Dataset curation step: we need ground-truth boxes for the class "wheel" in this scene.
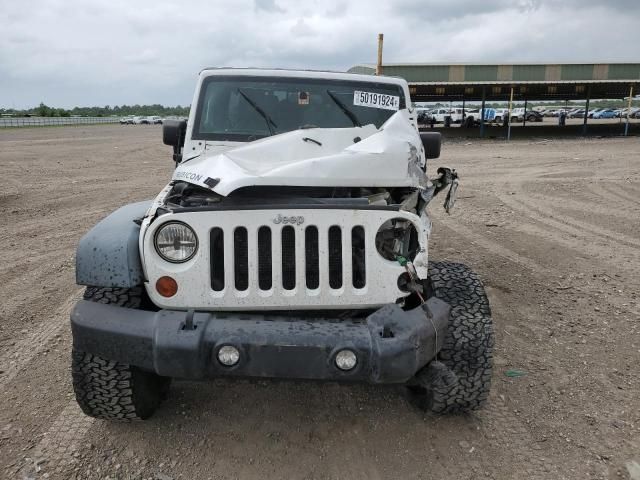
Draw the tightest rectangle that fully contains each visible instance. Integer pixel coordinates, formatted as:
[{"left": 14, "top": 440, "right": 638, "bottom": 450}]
[
  {"left": 408, "top": 261, "right": 494, "bottom": 413},
  {"left": 72, "top": 287, "right": 170, "bottom": 421}
]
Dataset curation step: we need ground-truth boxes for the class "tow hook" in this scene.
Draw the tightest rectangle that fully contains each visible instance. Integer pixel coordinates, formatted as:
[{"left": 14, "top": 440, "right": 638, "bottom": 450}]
[{"left": 183, "top": 309, "right": 196, "bottom": 331}]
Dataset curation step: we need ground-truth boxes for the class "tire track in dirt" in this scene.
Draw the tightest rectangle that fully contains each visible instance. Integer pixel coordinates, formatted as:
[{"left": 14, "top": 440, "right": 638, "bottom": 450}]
[
  {"left": 17, "top": 400, "right": 95, "bottom": 479},
  {"left": 0, "top": 290, "right": 81, "bottom": 391},
  {"left": 587, "top": 183, "right": 640, "bottom": 209},
  {"left": 524, "top": 191, "right": 634, "bottom": 221},
  {"left": 435, "top": 220, "right": 547, "bottom": 276},
  {"left": 499, "top": 193, "right": 640, "bottom": 250},
  {"left": 598, "top": 182, "right": 640, "bottom": 205}
]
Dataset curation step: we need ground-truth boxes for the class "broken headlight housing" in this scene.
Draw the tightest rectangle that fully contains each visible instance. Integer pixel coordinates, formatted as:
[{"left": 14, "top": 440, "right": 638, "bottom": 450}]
[
  {"left": 375, "top": 218, "right": 418, "bottom": 261},
  {"left": 154, "top": 221, "right": 198, "bottom": 263}
]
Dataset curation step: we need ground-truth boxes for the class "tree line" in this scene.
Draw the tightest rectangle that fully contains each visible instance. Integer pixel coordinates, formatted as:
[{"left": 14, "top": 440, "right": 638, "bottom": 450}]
[{"left": 0, "top": 103, "right": 190, "bottom": 118}]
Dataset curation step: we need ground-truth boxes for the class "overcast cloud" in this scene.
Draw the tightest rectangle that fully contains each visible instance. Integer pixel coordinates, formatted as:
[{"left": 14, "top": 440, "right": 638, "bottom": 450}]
[{"left": 1, "top": 0, "right": 638, "bottom": 108}]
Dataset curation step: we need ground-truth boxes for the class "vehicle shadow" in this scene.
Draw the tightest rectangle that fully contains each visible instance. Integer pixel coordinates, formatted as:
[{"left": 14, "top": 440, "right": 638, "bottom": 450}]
[{"left": 98, "top": 378, "right": 487, "bottom": 478}]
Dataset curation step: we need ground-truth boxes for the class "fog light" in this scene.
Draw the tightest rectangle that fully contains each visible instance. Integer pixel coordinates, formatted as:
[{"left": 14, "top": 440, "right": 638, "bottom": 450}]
[
  {"left": 156, "top": 276, "right": 178, "bottom": 297},
  {"left": 217, "top": 345, "right": 240, "bottom": 366},
  {"left": 335, "top": 349, "right": 357, "bottom": 371}
]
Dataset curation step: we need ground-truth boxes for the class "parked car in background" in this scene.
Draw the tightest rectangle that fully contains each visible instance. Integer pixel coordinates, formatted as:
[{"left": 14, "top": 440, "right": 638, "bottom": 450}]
[
  {"left": 511, "top": 108, "right": 543, "bottom": 122},
  {"left": 569, "top": 109, "right": 585, "bottom": 118},
  {"left": 588, "top": 109, "right": 605, "bottom": 118},
  {"left": 463, "top": 108, "right": 496, "bottom": 127},
  {"left": 525, "top": 110, "right": 544, "bottom": 122},
  {"left": 140, "top": 116, "right": 163, "bottom": 125},
  {"left": 150, "top": 116, "right": 163, "bottom": 124},
  {"left": 431, "top": 108, "right": 464, "bottom": 124},
  {"left": 119, "top": 116, "right": 134, "bottom": 124},
  {"left": 132, "top": 116, "right": 146, "bottom": 124},
  {"left": 493, "top": 108, "right": 510, "bottom": 123},
  {"left": 619, "top": 107, "right": 640, "bottom": 118},
  {"left": 593, "top": 109, "right": 616, "bottom": 119},
  {"left": 511, "top": 108, "right": 526, "bottom": 121}
]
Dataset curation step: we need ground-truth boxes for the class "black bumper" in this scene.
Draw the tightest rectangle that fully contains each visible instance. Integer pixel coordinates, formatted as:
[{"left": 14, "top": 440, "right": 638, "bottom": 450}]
[{"left": 70, "top": 299, "right": 450, "bottom": 384}]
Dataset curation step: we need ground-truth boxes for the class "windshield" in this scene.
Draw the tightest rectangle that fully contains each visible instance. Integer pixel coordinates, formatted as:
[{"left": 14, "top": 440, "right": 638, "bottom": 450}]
[{"left": 192, "top": 75, "right": 406, "bottom": 142}]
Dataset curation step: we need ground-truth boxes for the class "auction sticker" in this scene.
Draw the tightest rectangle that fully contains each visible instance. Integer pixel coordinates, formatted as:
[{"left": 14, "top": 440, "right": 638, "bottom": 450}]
[{"left": 353, "top": 91, "right": 400, "bottom": 111}]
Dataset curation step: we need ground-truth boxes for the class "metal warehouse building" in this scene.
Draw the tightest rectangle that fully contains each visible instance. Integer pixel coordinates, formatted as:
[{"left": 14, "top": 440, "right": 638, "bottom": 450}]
[{"left": 348, "top": 62, "right": 640, "bottom": 135}]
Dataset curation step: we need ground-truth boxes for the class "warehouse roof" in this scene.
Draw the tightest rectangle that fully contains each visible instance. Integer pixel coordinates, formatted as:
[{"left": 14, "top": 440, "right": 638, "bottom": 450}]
[{"left": 347, "top": 63, "right": 640, "bottom": 101}]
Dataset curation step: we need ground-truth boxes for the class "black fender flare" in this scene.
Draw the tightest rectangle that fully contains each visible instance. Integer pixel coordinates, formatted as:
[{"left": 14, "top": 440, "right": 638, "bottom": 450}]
[{"left": 76, "top": 201, "right": 151, "bottom": 288}]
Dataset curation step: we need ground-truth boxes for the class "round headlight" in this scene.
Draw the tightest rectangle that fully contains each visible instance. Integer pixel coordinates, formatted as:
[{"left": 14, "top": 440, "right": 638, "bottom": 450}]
[{"left": 154, "top": 221, "right": 198, "bottom": 263}]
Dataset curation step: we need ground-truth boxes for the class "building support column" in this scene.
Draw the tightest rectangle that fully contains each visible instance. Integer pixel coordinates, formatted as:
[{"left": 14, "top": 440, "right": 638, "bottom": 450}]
[{"left": 523, "top": 99, "right": 528, "bottom": 126}]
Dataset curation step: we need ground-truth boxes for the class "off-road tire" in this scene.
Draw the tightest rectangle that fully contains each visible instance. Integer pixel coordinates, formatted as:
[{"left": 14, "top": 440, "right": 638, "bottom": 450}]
[
  {"left": 72, "top": 287, "right": 170, "bottom": 421},
  {"left": 410, "top": 261, "right": 494, "bottom": 413},
  {"left": 82, "top": 286, "right": 143, "bottom": 308}
]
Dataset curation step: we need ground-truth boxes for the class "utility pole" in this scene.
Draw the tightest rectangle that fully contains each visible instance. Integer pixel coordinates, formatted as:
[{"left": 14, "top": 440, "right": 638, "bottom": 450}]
[{"left": 376, "top": 34, "right": 384, "bottom": 76}]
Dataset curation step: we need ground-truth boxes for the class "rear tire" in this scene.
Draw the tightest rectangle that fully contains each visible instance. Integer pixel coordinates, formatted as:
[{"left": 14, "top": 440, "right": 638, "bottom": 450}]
[
  {"left": 409, "top": 261, "right": 494, "bottom": 413},
  {"left": 72, "top": 287, "right": 170, "bottom": 421}
]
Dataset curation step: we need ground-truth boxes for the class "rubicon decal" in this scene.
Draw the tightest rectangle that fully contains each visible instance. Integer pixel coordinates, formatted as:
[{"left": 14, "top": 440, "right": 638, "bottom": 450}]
[{"left": 174, "top": 171, "right": 204, "bottom": 182}]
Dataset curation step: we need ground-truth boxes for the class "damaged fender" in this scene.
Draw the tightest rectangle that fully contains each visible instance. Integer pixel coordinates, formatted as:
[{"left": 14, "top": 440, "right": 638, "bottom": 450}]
[{"left": 76, "top": 201, "right": 151, "bottom": 288}]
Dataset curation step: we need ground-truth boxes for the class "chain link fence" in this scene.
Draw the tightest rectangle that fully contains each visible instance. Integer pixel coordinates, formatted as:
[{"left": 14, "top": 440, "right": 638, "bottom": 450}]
[{"left": 0, "top": 116, "right": 121, "bottom": 128}]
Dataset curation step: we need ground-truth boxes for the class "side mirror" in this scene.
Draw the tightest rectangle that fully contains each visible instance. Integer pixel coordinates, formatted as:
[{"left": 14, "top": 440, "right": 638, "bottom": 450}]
[
  {"left": 163, "top": 119, "right": 187, "bottom": 164},
  {"left": 420, "top": 132, "right": 441, "bottom": 159}
]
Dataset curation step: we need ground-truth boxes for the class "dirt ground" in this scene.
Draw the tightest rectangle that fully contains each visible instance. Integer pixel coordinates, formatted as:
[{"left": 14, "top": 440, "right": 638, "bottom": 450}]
[{"left": 0, "top": 125, "right": 639, "bottom": 480}]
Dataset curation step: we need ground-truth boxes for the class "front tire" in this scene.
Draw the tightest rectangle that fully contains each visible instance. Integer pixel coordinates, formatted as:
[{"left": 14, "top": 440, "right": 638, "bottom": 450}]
[
  {"left": 409, "top": 262, "right": 494, "bottom": 413},
  {"left": 72, "top": 287, "right": 170, "bottom": 421}
]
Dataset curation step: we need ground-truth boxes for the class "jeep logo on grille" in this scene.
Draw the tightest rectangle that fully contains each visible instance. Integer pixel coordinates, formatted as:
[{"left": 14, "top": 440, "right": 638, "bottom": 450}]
[{"left": 273, "top": 214, "right": 305, "bottom": 225}]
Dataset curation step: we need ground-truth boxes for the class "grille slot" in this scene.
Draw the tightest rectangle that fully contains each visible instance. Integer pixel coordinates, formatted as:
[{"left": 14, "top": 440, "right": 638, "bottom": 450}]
[
  {"left": 328, "top": 226, "right": 343, "bottom": 289},
  {"left": 258, "top": 226, "right": 272, "bottom": 290},
  {"left": 281, "top": 226, "right": 296, "bottom": 290},
  {"left": 305, "top": 226, "right": 319, "bottom": 289},
  {"left": 352, "top": 226, "right": 366, "bottom": 288},
  {"left": 210, "top": 227, "right": 225, "bottom": 291},
  {"left": 234, "top": 227, "right": 248, "bottom": 291}
]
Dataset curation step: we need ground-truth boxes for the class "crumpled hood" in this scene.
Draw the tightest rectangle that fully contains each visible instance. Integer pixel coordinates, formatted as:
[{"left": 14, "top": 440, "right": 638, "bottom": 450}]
[{"left": 172, "top": 110, "right": 426, "bottom": 196}]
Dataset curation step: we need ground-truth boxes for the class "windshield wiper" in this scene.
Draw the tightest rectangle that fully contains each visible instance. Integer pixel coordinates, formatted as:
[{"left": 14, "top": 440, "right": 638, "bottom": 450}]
[
  {"left": 237, "top": 88, "right": 277, "bottom": 135},
  {"left": 326, "top": 89, "right": 361, "bottom": 127}
]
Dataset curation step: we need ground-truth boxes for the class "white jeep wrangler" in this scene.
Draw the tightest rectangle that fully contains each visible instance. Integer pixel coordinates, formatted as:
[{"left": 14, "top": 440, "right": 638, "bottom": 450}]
[{"left": 71, "top": 68, "right": 493, "bottom": 420}]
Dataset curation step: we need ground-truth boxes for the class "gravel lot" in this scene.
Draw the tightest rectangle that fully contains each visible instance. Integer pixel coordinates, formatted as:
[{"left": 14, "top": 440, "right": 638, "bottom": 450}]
[{"left": 1, "top": 125, "right": 639, "bottom": 480}]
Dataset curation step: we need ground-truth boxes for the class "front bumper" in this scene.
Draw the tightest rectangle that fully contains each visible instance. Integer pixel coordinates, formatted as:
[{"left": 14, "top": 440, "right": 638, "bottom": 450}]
[{"left": 70, "top": 299, "right": 450, "bottom": 384}]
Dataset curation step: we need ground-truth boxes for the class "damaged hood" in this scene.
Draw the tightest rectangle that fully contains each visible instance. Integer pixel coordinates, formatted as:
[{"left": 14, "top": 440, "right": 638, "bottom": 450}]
[{"left": 172, "top": 110, "right": 426, "bottom": 196}]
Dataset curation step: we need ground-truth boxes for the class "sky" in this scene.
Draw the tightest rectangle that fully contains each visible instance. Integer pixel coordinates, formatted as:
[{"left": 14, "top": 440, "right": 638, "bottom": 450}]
[{"left": 1, "top": 0, "right": 639, "bottom": 109}]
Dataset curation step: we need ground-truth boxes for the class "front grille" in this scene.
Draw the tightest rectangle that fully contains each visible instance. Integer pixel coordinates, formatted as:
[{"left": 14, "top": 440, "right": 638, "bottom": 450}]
[{"left": 211, "top": 224, "right": 367, "bottom": 292}]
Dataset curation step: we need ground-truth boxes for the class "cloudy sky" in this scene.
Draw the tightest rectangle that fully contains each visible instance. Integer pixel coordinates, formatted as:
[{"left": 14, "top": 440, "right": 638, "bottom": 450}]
[{"left": 1, "top": 0, "right": 638, "bottom": 108}]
